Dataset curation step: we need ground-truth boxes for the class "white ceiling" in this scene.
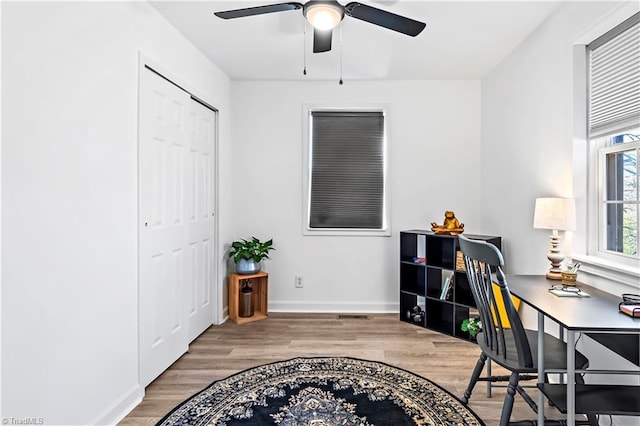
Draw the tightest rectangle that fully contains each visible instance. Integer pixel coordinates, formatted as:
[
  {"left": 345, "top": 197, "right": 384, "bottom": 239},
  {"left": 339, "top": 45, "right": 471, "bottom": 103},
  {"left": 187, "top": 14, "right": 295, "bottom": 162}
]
[{"left": 150, "top": 0, "right": 562, "bottom": 81}]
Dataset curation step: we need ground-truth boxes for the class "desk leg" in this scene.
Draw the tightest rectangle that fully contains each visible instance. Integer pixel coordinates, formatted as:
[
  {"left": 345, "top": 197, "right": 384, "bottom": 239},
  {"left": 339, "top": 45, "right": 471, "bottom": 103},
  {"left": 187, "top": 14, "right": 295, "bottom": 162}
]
[
  {"left": 566, "top": 329, "right": 576, "bottom": 426},
  {"left": 537, "top": 312, "right": 545, "bottom": 425},
  {"left": 486, "top": 359, "right": 492, "bottom": 398}
]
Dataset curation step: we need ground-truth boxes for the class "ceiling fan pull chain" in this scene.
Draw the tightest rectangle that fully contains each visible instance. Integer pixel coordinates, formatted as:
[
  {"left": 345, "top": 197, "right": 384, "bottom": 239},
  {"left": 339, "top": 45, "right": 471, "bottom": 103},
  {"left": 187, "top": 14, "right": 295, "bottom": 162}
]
[
  {"left": 339, "top": 22, "right": 343, "bottom": 85},
  {"left": 303, "top": 18, "right": 307, "bottom": 76}
]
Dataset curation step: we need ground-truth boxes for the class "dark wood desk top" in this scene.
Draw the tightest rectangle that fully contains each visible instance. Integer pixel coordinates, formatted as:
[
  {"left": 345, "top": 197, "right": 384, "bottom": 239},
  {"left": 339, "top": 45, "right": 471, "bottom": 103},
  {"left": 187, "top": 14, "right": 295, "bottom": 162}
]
[
  {"left": 506, "top": 275, "right": 640, "bottom": 333},
  {"left": 508, "top": 275, "right": 640, "bottom": 417}
]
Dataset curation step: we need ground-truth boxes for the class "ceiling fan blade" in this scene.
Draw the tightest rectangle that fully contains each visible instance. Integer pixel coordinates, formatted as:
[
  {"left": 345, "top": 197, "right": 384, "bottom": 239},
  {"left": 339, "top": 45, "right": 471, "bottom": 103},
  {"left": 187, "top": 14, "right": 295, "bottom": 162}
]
[
  {"left": 344, "top": 2, "right": 425, "bottom": 37},
  {"left": 214, "top": 2, "right": 303, "bottom": 19},
  {"left": 313, "top": 28, "right": 333, "bottom": 53}
]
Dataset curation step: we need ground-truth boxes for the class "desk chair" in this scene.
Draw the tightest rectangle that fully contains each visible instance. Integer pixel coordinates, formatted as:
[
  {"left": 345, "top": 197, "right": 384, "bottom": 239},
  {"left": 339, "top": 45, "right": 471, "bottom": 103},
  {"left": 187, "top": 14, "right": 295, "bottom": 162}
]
[{"left": 457, "top": 235, "right": 596, "bottom": 426}]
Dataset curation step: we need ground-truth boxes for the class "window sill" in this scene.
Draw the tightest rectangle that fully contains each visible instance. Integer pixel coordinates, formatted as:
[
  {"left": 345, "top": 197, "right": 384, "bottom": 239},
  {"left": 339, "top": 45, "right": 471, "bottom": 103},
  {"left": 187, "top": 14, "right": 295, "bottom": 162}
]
[
  {"left": 302, "top": 228, "right": 391, "bottom": 237},
  {"left": 570, "top": 254, "right": 640, "bottom": 290}
]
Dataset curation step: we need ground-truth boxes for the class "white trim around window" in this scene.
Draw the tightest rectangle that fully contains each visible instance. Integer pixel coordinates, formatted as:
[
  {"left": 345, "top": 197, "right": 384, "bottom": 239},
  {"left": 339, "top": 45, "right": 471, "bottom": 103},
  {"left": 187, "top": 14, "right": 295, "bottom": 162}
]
[{"left": 570, "top": 253, "right": 639, "bottom": 290}]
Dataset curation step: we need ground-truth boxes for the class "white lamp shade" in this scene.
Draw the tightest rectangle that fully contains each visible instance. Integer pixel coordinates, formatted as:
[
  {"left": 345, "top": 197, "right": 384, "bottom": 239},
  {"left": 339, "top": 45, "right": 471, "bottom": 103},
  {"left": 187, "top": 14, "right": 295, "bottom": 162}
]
[
  {"left": 305, "top": 3, "right": 343, "bottom": 30},
  {"left": 533, "top": 197, "right": 576, "bottom": 231}
]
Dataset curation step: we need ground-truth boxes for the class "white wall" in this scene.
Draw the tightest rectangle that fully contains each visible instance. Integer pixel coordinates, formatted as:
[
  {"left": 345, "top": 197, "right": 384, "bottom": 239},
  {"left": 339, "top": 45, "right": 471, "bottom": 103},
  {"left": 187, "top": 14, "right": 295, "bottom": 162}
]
[
  {"left": 1, "top": 2, "right": 232, "bottom": 425},
  {"left": 481, "top": 2, "right": 639, "bottom": 424},
  {"left": 481, "top": 0, "right": 638, "bottom": 277},
  {"left": 230, "top": 80, "right": 483, "bottom": 312}
]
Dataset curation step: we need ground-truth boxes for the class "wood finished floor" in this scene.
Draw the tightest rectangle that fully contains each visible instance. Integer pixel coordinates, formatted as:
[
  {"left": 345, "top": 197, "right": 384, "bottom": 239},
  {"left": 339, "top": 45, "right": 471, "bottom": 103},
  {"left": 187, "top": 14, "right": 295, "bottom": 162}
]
[{"left": 120, "top": 313, "right": 570, "bottom": 425}]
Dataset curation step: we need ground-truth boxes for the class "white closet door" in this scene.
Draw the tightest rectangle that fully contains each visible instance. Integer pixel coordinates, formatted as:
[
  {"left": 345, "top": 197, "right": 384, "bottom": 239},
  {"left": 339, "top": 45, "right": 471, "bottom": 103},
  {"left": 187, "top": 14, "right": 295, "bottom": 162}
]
[
  {"left": 139, "top": 68, "right": 190, "bottom": 387},
  {"left": 186, "top": 100, "right": 215, "bottom": 341}
]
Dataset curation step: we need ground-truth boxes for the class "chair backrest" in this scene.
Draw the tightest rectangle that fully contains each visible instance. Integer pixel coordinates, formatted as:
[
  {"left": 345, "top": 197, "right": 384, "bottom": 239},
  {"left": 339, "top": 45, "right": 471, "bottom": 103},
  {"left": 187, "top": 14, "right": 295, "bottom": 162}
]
[{"left": 458, "top": 235, "right": 533, "bottom": 368}]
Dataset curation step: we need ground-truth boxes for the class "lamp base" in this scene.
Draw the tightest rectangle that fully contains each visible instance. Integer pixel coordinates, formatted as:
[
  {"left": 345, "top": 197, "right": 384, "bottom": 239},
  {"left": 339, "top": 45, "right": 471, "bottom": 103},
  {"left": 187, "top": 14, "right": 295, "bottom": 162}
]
[
  {"left": 545, "top": 232, "right": 564, "bottom": 281},
  {"left": 546, "top": 269, "right": 563, "bottom": 280}
]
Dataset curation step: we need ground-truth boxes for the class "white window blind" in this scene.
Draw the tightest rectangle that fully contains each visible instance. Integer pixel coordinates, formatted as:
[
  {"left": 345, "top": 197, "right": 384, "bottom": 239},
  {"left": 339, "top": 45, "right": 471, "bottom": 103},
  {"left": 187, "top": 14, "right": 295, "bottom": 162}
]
[
  {"left": 308, "top": 110, "right": 385, "bottom": 229},
  {"left": 588, "top": 13, "right": 640, "bottom": 137}
]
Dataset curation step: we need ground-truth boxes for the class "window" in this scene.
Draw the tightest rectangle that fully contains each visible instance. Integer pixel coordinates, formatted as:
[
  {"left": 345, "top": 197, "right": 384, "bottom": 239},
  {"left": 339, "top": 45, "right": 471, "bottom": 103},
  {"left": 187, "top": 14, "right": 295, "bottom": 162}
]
[
  {"left": 304, "top": 109, "right": 388, "bottom": 235},
  {"left": 587, "top": 13, "right": 640, "bottom": 267},
  {"left": 596, "top": 131, "right": 639, "bottom": 260}
]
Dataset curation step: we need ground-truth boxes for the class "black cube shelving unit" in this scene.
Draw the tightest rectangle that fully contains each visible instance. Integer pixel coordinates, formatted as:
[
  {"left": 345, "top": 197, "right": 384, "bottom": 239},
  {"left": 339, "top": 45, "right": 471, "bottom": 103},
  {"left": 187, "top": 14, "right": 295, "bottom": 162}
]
[{"left": 399, "top": 230, "right": 501, "bottom": 341}]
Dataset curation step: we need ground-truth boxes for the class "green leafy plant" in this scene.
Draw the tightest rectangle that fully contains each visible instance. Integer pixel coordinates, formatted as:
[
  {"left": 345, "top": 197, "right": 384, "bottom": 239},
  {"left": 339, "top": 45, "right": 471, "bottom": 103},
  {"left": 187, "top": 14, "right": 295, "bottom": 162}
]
[
  {"left": 229, "top": 237, "right": 275, "bottom": 263},
  {"left": 461, "top": 318, "right": 482, "bottom": 338}
]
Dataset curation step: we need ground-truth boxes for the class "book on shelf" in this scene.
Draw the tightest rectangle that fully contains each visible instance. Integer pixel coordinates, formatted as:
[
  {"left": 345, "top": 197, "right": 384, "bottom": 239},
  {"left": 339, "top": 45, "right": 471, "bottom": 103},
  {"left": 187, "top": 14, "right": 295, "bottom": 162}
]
[
  {"left": 619, "top": 303, "right": 640, "bottom": 318},
  {"left": 455, "top": 251, "right": 466, "bottom": 271},
  {"left": 413, "top": 257, "right": 426, "bottom": 264},
  {"left": 439, "top": 277, "right": 450, "bottom": 300},
  {"left": 440, "top": 272, "right": 455, "bottom": 300}
]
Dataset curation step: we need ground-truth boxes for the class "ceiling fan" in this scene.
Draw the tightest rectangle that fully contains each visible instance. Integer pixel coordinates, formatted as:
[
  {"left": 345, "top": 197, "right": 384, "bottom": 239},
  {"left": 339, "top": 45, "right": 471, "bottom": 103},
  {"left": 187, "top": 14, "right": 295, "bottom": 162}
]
[{"left": 214, "top": 1, "right": 426, "bottom": 53}]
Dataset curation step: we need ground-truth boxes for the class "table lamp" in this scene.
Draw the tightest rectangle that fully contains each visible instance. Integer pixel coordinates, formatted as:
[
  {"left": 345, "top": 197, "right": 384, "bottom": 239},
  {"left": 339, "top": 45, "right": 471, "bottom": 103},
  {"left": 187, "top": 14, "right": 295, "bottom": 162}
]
[{"left": 533, "top": 197, "right": 576, "bottom": 280}]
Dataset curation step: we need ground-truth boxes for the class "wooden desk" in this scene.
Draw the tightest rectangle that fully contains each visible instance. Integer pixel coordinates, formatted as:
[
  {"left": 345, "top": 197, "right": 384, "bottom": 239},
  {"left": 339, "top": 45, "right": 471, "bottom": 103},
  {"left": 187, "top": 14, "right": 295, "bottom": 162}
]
[{"left": 507, "top": 275, "right": 640, "bottom": 425}]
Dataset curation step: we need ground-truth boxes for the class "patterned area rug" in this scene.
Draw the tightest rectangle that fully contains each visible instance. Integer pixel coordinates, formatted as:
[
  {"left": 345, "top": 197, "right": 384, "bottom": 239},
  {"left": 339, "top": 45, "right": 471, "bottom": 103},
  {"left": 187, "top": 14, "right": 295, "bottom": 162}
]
[{"left": 156, "top": 357, "right": 485, "bottom": 426}]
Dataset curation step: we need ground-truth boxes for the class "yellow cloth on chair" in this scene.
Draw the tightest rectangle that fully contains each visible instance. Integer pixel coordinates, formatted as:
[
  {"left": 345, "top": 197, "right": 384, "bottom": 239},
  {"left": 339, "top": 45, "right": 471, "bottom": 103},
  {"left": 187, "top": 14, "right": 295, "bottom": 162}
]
[{"left": 491, "top": 283, "right": 520, "bottom": 327}]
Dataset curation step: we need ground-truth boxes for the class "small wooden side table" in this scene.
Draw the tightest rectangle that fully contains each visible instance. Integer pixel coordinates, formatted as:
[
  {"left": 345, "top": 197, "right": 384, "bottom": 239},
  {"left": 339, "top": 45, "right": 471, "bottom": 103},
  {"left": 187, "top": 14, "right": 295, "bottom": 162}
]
[{"left": 228, "top": 271, "right": 269, "bottom": 324}]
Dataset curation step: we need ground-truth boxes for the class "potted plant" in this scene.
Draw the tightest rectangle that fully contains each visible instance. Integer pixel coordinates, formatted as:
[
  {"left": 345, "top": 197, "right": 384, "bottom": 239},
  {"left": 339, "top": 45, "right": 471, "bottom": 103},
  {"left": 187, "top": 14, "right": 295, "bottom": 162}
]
[
  {"left": 229, "top": 237, "right": 275, "bottom": 274},
  {"left": 461, "top": 317, "right": 482, "bottom": 339}
]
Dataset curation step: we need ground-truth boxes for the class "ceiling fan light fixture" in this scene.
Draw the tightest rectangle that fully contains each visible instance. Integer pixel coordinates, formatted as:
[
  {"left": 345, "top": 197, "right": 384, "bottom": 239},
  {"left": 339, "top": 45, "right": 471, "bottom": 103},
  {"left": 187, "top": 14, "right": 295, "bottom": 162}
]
[{"left": 304, "top": 2, "right": 344, "bottom": 30}]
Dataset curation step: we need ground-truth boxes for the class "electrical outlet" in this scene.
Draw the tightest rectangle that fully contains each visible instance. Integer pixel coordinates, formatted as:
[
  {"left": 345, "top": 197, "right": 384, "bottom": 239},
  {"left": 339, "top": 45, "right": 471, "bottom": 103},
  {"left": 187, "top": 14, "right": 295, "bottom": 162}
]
[{"left": 295, "top": 276, "right": 303, "bottom": 288}]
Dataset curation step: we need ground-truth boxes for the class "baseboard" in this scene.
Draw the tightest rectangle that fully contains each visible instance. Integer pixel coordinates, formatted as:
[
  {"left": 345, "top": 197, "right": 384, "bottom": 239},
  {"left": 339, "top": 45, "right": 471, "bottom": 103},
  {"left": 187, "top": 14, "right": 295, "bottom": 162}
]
[
  {"left": 89, "top": 383, "right": 143, "bottom": 425},
  {"left": 269, "top": 300, "right": 398, "bottom": 313}
]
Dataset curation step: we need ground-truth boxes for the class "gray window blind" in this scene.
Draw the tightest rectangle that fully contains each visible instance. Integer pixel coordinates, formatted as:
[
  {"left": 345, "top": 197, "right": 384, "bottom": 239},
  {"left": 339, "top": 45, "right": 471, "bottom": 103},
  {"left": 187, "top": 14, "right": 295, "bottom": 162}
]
[
  {"left": 588, "top": 13, "right": 640, "bottom": 137},
  {"left": 309, "top": 111, "right": 385, "bottom": 229}
]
